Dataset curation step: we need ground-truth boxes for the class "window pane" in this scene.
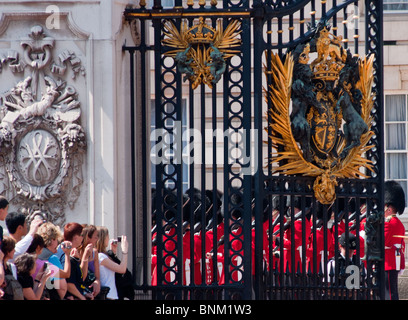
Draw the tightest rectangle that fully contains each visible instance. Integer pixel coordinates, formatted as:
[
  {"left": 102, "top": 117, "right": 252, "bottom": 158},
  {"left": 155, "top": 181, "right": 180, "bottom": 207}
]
[
  {"left": 147, "top": 0, "right": 174, "bottom": 8},
  {"left": 401, "top": 182, "right": 408, "bottom": 207},
  {"left": 386, "top": 123, "right": 406, "bottom": 150},
  {"left": 387, "top": 153, "right": 407, "bottom": 179},
  {"left": 385, "top": 95, "right": 406, "bottom": 121},
  {"left": 384, "top": 0, "right": 408, "bottom": 10},
  {"left": 386, "top": 180, "right": 408, "bottom": 208},
  {"left": 151, "top": 101, "right": 156, "bottom": 126}
]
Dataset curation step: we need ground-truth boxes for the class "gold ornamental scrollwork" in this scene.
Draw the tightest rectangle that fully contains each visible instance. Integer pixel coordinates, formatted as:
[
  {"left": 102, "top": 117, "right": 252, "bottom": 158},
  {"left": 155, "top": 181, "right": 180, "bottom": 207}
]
[
  {"left": 162, "top": 17, "right": 241, "bottom": 89},
  {"left": 265, "top": 21, "right": 375, "bottom": 205}
]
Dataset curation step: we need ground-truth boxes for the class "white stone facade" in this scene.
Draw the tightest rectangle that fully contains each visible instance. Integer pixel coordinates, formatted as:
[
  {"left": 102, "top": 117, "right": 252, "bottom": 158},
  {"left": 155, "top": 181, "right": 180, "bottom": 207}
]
[{"left": 0, "top": 1, "right": 139, "bottom": 246}]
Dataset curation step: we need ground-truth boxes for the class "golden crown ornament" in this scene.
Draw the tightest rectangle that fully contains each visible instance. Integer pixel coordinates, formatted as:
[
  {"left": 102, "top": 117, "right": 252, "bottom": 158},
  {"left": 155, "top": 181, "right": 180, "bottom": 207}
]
[{"left": 162, "top": 17, "right": 241, "bottom": 90}]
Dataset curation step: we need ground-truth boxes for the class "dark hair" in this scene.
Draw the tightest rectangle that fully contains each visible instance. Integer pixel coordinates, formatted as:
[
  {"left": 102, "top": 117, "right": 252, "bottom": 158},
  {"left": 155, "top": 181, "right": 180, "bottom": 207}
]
[
  {"left": 27, "top": 234, "right": 45, "bottom": 254},
  {"left": 1, "top": 236, "right": 15, "bottom": 256},
  {"left": 63, "top": 222, "right": 83, "bottom": 241},
  {"left": 0, "top": 196, "right": 8, "bottom": 210},
  {"left": 14, "top": 253, "right": 36, "bottom": 275},
  {"left": 5, "top": 212, "right": 26, "bottom": 234}
]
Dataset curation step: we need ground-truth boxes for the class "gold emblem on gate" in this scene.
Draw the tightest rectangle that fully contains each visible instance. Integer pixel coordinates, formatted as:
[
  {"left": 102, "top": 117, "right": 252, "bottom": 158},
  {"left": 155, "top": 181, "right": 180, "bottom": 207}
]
[
  {"left": 162, "top": 17, "right": 241, "bottom": 89},
  {"left": 266, "top": 21, "right": 375, "bottom": 204}
]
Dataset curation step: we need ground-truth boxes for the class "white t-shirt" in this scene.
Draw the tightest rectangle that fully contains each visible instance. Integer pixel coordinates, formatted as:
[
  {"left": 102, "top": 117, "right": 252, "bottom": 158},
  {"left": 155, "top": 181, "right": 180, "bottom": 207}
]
[
  {"left": 98, "top": 252, "right": 118, "bottom": 300},
  {"left": 9, "top": 234, "right": 33, "bottom": 263}
]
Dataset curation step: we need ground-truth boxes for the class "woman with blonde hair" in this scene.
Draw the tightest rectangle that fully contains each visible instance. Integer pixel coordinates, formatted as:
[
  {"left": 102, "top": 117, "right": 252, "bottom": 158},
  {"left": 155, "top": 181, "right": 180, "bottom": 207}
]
[
  {"left": 37, "top": 222, "right": 72, "bottom": 299},
  {"left": 96, "top": 226, "right": 128, "bottom": 300}
]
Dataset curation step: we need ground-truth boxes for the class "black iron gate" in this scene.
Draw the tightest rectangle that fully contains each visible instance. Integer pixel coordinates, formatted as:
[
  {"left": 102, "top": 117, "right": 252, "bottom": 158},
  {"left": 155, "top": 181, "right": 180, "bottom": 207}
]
[{"left": 123, "top": 0, "right": 385, "bottom": 300}]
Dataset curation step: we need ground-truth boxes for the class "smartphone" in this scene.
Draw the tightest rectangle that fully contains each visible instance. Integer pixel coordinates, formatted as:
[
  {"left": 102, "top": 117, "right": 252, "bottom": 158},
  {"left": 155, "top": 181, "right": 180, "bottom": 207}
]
[
  {"left": 117, "top": 236, "right": 122, "bottom": 242},
  {"left": 43, "top": 262, "right": 48, "bottom": 271}
]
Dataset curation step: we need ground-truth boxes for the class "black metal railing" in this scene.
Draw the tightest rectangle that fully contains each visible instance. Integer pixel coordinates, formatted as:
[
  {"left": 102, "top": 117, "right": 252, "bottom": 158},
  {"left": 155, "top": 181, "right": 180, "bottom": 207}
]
[{"left": 123, "top": 0, "right": 384, "bottom": 300}]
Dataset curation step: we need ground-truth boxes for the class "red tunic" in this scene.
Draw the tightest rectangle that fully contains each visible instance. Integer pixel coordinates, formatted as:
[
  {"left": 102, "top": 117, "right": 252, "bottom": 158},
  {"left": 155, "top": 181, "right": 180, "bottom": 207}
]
[
  {"left": 292, "top": 218, "right": 311, "bottom": 273},
  {"left": 204, "top": 222, "right": 224, "bottom": 284},
  {"left": 307, "top": 226, "right": 333, "bottom": 273},
  {"left": 230, "top": 226, "right": 243, "bottom": 282},
  {"left": 384, "top": 215, "right": 406, "bottom": 271},
  {"left": 151, "top": 231, "right": 158, "bottom": 286}
]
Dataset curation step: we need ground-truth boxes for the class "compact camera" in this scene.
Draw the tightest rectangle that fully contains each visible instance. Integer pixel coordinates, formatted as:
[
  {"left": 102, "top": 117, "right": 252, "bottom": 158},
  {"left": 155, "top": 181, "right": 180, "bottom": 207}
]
[
  {"left": 61, "top": 242, "right": 72, "bottom": 249},
  {"left": 112, "top": 236, "right": 122, "bottom": 245}
]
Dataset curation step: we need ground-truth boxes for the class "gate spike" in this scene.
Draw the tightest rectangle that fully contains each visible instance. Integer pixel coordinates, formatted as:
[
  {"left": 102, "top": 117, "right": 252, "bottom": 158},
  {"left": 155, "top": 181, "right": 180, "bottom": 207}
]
[
  {"left": 360, "top": 264, "right": 366, "bottom": 285},
  {"left": 328, "top": 263, "right": 334, "bottom": 284},
  {"left": 296, "top": 261, "right": 301, "bottom": 277},
  {"left": 285, "top": 261, "right": 291, "bottom": 278},
  {"left": 307, "top": 260, "right": 312, "bottom": 278}
]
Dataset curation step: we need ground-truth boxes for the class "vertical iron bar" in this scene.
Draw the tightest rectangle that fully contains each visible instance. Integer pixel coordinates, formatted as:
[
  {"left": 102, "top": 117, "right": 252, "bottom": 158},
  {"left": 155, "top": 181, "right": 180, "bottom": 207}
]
[
  {"left": 253, "top": 7, "right": 265, "bottom": 299},
  {"left": 140, "top": 17, "right": 149, "bottom": 288},
  {"left": 354, "top": 0, "right": 359, "bottom": 55},
  {"left": 365, "top": 0, "right": 385, "bottom": 300},
  {"left": 153, "top": 17, "right": 165, "bottom": 295},
  {"left": 200, "top": 82, "right": 206, "bottom": 291},
  {"left": 343, "top": 6, "right": 349, "bottom": 50},
  {"left": 129, "top": 48, "right": 137, "bottom": 285}
]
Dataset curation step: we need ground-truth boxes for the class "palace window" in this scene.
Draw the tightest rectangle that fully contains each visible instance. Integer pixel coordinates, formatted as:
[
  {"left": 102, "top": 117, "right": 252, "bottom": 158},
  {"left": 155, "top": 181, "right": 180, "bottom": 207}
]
[
  {"left": 385, "top": 94, "right": 408, "bottom": 204},
  {"left": 384, "top": 0, "right": 408, "bottom": 11},
  {"left": 146, "top": 0, "right": 175, "bottom": 8},
  {"left": 150, "top": 99, "right": 189, "bottom": 192}
]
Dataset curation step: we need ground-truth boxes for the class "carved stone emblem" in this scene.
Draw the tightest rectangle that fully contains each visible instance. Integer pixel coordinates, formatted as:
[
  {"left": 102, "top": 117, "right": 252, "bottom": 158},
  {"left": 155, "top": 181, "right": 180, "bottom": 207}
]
[
  {"left": 17, "top": 129, "right": 61, "bottom": 186},
  {"left": 0, "top": 26, "right": 86, "bottom": 224}
]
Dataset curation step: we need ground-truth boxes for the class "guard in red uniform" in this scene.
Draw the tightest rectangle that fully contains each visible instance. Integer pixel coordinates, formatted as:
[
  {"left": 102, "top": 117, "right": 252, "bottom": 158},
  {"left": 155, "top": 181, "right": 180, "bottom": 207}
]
[
  {"left": 289, "top": 198, "right": 311, "bottom": 273},
  {"left": 205, "top": 217, "right": 224, "bottom": 284},
  {"left": 204, "top": 190, "right": 224, "bottom": 284},
  {"left": 384, "top": 180, "right": 406, "bottom": 300},
  {"left": 307, "top": 205, "right": 334, "bottom": 274}
]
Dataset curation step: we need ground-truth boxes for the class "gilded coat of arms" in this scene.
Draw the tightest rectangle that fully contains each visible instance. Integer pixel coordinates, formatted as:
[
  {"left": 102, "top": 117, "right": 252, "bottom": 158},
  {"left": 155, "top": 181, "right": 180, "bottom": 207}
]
[
  {"left": 162, "top": 17, "right": 241, "bottom": 89},
  {"left": 266, "top": 21, "right": 375, "bottom": 204}
]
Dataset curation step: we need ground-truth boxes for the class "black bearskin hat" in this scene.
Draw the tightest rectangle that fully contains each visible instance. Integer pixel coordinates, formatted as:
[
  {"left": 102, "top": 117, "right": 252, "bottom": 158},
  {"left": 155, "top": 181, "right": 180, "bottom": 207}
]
[
  {"left": 385, "top": 180, "right": 406, "bottom": 215},
  {"left": 339, "top": 233, "right": 357, "bottom": 250}
]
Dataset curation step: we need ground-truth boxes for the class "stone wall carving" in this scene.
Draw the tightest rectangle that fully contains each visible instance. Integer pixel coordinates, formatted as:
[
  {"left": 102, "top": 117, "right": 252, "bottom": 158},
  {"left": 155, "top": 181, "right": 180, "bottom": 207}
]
[{"left": 0, "top": 25, "right": 86, "bottom": 225}]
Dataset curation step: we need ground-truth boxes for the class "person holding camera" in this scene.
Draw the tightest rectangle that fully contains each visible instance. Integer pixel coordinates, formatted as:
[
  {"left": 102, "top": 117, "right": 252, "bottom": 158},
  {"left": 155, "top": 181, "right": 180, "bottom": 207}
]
[
  {"left": 59, "top": 222, "right": 93, "bottom": 300},
  {"left": 78, "top": 224, "right": 101, "bottom": 298},
  {"left": 0, "top": 196, "right": 9, "bottom": 294},
  {"left": 37, "top": 222, "right": 73, "bottom": 299},
  {"left": 0, "top": 236, "right": 23, "bottom": 300},
  {"left": 96, "top": 226, "right": 128, "bottom": 300},
  {"left": 5, "top": 212, "right": 44, "bottom": 263},
  {"left": 14, "top": 253, "right": 52, "bottom": 300}
]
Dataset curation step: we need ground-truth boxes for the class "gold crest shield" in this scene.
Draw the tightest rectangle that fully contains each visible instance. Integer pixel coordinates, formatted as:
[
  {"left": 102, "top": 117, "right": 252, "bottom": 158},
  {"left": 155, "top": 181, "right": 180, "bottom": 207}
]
[{"left": 266, "top": 22, "right": 375, "bottom": 204}]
